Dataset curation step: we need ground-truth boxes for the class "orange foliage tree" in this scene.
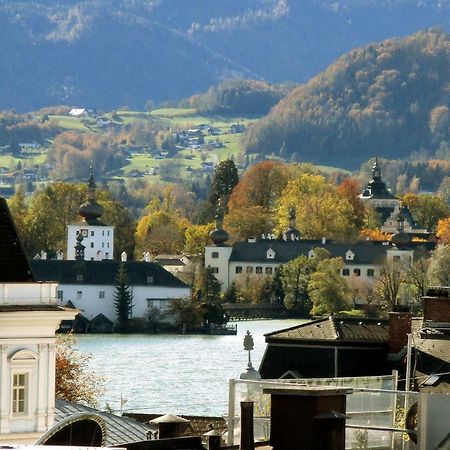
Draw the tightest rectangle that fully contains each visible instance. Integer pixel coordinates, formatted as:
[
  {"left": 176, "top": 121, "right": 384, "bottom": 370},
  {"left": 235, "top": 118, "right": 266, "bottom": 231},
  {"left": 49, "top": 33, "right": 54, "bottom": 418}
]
[
  {"left": 55, "top": 333, "right": 106, "bottom": 407},
  {"left": 437, "top": 217, "right": 450, "bottom": 244}
]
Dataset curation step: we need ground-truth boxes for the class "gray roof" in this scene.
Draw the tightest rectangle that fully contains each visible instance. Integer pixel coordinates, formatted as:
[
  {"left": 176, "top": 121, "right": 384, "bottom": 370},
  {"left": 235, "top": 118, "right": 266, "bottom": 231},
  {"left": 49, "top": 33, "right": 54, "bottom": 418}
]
[
  {"left": 229, "top": 239, "right": 390, "bottom": 265},
  {"left": 30, "top": 260, "right": 189, "bottom": 288},
  {"left": 265, "top": 317, "right": 389, "bottom": 343},
  {"left": 55, "top": 399, "right": 153, "bottom": 446}
]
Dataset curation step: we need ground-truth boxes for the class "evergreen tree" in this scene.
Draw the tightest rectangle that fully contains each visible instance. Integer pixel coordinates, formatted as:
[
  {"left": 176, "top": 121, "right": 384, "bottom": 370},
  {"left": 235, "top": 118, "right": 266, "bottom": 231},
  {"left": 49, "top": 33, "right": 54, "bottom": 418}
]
[
  {"left": 114, "top": 264, "right": 134, "bottom": 331},
  {"left": 223, "top": 281, "right": 239, "bottom": 303},
  {"left": 209, "top": 159, "right": 239, "bottom": 208}
]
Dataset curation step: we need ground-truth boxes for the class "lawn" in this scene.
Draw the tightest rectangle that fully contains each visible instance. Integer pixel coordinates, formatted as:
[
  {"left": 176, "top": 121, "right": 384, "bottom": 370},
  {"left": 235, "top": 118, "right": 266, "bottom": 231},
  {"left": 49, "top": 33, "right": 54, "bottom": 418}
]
[{"left": 49, "top": 115, "right": 91, "bottom": 131}]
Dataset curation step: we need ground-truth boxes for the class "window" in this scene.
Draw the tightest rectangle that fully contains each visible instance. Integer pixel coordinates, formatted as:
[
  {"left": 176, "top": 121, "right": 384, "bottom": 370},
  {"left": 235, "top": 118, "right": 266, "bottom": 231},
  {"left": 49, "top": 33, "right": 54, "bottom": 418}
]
[
  {"left": 246, "top": 266, "right": 253, "bottom": 274},
  {"left": 343, "top": 269, "right": 350, "bottom": 276},
  {"left": 107, "top": 231, "right": 110, "bottom": 236},
  {"left": 99, "top": 291, "right": 105, "bottom": 299},
  {"left": 146, "top": 275, "right": 154, "bottom": 284},
  {"left": 90, "top": 242, "right": 94, "bottom": 248},
  {"left": 211, "top": 251, "right": 219, "bottom": 259},
  {"left": 76, "top": 290, "right": 82, "bottom": 299},
  {"left": 102, "top": 242, "right": 105, "bottom": 248},
  {"left": 266, "top": 249, "right": 276, "bottom": 259},
  {"left": 107, "top": 243, "right": 110, "bottom": 248},
  {"left": 367, "top": 269, "right": 375, "bottom": 277},
  {"left": 12, "top": 373, "right": 27, "bottom": 414},
  {"left": 235, "top": 266, "right": 242, "bottom": 274},
  {"left": 353, "top": 269, "right": 361, "bottom": 276},
  {"left": 265, "top": 267, "right": 273, "bottom": 275},
  {"left": 211, "top": 267, "right": 219, "bottom": 274},
  {"left": 102, "top": 231, "right": 105, "bottom": 236},
  {"left": 255, "top": 267, "right": 263, "bottom": 274},
  {"left": 57, "top": 290, "right": 63, "bottom": 300},
  {"left": 91, "top": 231, "right": 94, "bottom": 237},
  {"left": 76, "top": 273, "right": 83, "bottom": 281},
  {"left": 393, "top": 255, "right": 401, "bottom": 262}
]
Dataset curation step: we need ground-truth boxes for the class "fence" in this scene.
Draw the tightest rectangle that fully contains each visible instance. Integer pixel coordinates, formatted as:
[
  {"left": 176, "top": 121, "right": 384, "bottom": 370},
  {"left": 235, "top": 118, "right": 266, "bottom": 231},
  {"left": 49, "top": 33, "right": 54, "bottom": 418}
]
[{"left": 226, "top": 373, "right": 420, "bottom": 449}]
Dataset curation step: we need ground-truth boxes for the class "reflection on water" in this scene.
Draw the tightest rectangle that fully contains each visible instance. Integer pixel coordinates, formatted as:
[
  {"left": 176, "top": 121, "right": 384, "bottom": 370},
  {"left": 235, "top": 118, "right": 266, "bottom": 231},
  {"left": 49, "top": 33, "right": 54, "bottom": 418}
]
[{"left": 77, "top": 319, "right": 303, "bottom": 416}]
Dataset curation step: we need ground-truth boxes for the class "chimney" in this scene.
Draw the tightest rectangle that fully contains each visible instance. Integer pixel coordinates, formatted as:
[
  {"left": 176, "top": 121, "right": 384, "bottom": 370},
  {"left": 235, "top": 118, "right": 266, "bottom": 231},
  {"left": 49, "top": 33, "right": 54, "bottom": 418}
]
[
  {"left": 388, "top": 312, "right": 412, "bottom": 355},
  {"left": 240, "top": 400, "right": 254, "bottom": 450},
  {"left": 423, "top": 287, "right": 450, "bottom": 323},
  {"left": 121, "top": 251, "right": 127, "bottom": 262},
  {"left": 149, "top": 414, "right": 189, "bottom": 439},
  {"left": 322, "top": 237, "right": 326, "bottom": 244}
]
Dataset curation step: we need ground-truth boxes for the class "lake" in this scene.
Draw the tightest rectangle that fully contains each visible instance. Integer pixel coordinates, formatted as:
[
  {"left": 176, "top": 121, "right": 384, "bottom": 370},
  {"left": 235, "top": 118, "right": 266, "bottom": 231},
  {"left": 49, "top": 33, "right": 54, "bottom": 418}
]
[{"left": 77, "top": 319, "right": 302, "bottom": 416}]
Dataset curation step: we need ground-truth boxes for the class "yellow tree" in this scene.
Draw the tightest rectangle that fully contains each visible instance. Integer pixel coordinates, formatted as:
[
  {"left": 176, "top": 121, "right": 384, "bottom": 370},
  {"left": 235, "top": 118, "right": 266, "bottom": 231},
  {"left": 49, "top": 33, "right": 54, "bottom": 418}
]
[
  {"left": 184, "top": 223, "right": 215, "bottom": 255},
  {"left": 437, "top": 217, "right": 450, "bottom": 244},
  {"left": 135, "top": 197, "right": 190, "bottom": 257},
  {"left": 276, "top": 174, "right": 357, "bottom": 240}
]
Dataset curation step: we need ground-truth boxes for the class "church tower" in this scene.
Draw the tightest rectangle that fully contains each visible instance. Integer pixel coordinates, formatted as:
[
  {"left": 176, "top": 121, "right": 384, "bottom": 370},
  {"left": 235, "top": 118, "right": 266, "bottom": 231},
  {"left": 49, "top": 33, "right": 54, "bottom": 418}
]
[{"left": 66, "top": 168, "right": 114, "bottom": 260}]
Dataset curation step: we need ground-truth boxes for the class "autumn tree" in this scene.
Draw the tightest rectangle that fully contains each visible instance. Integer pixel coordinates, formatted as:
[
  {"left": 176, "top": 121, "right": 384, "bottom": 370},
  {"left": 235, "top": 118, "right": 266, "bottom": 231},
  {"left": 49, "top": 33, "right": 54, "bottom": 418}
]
[
  {"left": 437, "top": 217, "right": 450, "bottom": 244},
  {"left": 402, "top": 193, "right": 450, "bottom": 231},
  {"left": 169, "top": 297, "right": 204, "bottom": 332},
  {"left": 55, "top": 333, "right": 106, "bottom": 407},
  {"left": 427, "top": 245, "right": 450, "bottom": 286},
  {"left": 224, "top": 205, "right": 274, "bottom": 241},
  {"left": 307, "top": 258, "right": 351, "bottom": 316},
  {"left": 184, "top": 223, "right": 214, "bottom": 256},
  {"left": 135, "top": 195, "right": 189, "bottom": 257},
  {"left": 276, "top": 174, "right": 357, "bottom": 240},
  {"left": 228, "top": 160, "right": 289, "bottom": 210},
  {"left": 337, "top": 177, "right": 366, "bottom": 231},
  {"left": 374, "top": 261, "right": 406, "bottom": 310}
]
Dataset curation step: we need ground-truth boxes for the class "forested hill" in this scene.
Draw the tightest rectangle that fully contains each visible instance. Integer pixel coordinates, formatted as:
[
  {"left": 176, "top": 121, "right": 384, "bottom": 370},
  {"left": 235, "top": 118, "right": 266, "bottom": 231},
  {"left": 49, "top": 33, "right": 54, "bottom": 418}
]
[
  {"left": 2, "top": 1, "right": 450, "bottom": 111},
  {"left": 242, "top": 30, "right": 450, "bottom": 169}
]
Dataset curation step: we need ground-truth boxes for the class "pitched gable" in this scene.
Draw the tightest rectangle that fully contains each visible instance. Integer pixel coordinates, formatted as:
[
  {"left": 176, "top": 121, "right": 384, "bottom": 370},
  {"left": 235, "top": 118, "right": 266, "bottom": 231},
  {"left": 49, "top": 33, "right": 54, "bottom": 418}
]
[{"left": 0, "top": 197, "right": 33, "bottom": 282}]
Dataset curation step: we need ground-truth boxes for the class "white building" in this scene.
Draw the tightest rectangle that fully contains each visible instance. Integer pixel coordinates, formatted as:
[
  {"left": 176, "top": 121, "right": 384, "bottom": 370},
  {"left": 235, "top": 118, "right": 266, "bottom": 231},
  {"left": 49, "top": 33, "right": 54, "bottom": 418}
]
[
  {"left": 31, "top": 259, "right": 191, "bottom": 328},
  {"left": 66, "top": 171, "right": 114, "bottom": 261},
  {"left": 0, "top": 198, "right": 77, "bottom": 444},
  {"left": 205, "top": 205, "right": 433, "bottom": 304}
]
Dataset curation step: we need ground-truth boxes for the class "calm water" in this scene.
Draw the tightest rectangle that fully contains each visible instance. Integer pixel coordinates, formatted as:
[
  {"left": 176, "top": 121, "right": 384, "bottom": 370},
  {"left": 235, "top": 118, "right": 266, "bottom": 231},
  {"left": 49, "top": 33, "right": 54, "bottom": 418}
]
[{"left": 77, "top": 319, "right": 302, "bottom": 416}]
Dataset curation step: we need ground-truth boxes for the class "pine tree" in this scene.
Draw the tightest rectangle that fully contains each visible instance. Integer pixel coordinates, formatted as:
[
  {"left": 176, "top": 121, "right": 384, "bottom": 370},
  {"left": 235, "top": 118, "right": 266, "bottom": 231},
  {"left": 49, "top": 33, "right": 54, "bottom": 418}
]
[{"left": 114, "top": 264, "right": 134, "bottom": 331}]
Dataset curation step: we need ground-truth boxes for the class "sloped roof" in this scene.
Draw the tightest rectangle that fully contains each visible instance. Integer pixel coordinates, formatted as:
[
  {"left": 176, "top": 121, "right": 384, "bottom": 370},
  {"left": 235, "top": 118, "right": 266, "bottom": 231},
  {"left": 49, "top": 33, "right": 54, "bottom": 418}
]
[
  {"left": 55, "top": 399, "right": 153, "bottom": 446},
  {"left": 414, "top": 336, "right": 450, "bottom": 393},
  {"left": 229, "top": 239, "right": 389, "bottom": 265},
  {"left": 265, "top": 317, "right": 389, "bottom": 343},
  {"left": 30, "top": 260, "right": 189, "bottom": 288},
  {"left": 0, "top": 197, "right": 34, "bottom": 282}
]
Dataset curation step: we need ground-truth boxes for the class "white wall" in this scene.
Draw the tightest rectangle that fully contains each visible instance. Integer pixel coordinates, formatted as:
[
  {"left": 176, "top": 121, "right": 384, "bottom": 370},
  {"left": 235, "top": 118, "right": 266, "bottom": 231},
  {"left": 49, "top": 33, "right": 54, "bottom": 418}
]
[
  {"left": 67, "top": 224, "right": 114, "bottom": 261},
  {"left": 57, "top": 283, "right": 190, "bottom": 322}
]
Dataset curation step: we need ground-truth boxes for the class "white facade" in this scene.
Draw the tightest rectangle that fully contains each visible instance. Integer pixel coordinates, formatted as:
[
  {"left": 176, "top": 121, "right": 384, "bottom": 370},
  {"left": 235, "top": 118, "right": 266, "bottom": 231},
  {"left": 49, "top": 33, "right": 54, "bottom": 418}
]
[
  {"left": 0, "top": 283, "right": 77, "bottom": 444},
  {"left": 67, "top": 224, "right": 114, "bottom": 261},
  {"left": 56, "top": 283, "right": 190, "bottom": 322}
]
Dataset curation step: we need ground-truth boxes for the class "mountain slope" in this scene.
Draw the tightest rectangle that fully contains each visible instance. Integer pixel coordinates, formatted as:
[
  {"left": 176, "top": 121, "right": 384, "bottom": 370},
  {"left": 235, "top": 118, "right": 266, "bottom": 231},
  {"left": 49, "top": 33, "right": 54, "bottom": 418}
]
[
  {"left": 242, "top": 29, "right": 450, "bottom": 168},
  {"left": 1, "top": 1, "right": 450, "bottom": 111}
]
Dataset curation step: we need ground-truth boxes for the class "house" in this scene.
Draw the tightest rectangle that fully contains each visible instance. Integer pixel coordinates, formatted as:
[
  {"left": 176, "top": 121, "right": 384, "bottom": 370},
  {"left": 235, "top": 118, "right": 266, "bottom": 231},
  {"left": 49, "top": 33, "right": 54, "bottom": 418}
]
[
  {"left": 31, "top": 259, "right": 190, "bottom": 326},
  {"left": 359, "top": 158, "right": 429, "bottom": 235},
  {"left": 204, "top": 207, "right": 434, "bottom": 296},
  {"left": 66, "top": 170, "right": 114, "bottom": 261},
  {"left": 69, "top": 108, "right": 87, "bottom": 117},
  {"left": 152, "top": 254, "right": 192, "bottom": 277},
  {"left": 259, "top": 287, "right": 450, "bottom": 394},
  {"left": 0, "top": 197, "right": 77, "bottom": 444}
]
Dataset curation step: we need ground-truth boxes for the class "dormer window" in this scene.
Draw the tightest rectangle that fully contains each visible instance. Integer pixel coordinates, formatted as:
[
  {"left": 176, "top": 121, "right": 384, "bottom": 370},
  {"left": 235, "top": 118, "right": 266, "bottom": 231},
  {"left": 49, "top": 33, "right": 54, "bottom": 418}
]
[
  {"left": 308, "top": 249, "right": 315, "bottom": 259},
  {"left": 76, "top": 273, "right": 83, "bottom": 281},
  {"left": 147, "top": 275, "right": 154, "bottom": 284},
  {"left": 345, "top": 250, "right": 355, "bottom": 261},
  {"left": 266, "top": 248, "right": 276, "bottom": 260}
]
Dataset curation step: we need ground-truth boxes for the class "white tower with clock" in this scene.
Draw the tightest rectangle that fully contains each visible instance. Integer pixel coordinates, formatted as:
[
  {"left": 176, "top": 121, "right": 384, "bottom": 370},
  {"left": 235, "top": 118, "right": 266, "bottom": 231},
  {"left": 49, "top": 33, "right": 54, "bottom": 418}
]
[{"left": 66, "top": 170, "right": 114, "bottom": 261}]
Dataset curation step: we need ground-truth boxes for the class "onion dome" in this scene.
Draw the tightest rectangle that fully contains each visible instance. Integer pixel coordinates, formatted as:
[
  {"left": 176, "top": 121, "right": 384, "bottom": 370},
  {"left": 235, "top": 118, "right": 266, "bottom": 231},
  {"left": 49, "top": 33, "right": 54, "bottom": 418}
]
[
  {"left": 361, "top": 158, "right": 397, "bottom": 200},
  {"left": 79, "top": 168, "right": 105, "bottom": 224},
  {"left": 210, "top": 201, "right": 229, "bottom": 246}
]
